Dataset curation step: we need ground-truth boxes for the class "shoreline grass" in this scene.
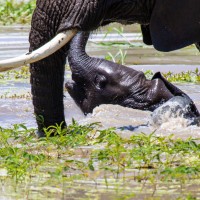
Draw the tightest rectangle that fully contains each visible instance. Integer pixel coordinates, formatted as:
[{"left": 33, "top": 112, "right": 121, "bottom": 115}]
[
  {"left": 0, "top": 121, "right": 200, "bottom": 199},
  {"left": 0, "top": 0, "right": 36, "bottom": 25}
]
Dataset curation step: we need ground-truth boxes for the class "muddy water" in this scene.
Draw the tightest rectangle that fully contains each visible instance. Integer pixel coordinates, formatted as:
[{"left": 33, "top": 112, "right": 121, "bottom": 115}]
[
  {"left": 1, "top": 26, "right": 200, "bottom": 137},
  {"left": 1, "top": 77, "right": 200, "bottom": 139}
]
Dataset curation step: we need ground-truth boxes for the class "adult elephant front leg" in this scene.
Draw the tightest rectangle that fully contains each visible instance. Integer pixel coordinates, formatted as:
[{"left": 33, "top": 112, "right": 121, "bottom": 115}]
[{"left": 29, "top": 12, "right": 68, "bottom": 137}]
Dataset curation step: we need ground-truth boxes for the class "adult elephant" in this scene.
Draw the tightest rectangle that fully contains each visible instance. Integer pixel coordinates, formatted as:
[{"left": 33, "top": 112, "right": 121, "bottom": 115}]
[{"left": 0, "top": 0, "right": 200, "bottom": 136}]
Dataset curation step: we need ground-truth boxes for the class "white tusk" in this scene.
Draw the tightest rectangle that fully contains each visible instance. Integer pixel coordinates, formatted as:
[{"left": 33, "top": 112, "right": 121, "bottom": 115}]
[{"left": 0, "top": 29, "right": 78, "bottom": 72}]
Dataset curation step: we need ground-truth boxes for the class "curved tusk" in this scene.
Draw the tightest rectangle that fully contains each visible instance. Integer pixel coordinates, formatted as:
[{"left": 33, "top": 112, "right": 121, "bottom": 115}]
[{"left": 0, "top": 29, "right": 78, "bottom": 72}]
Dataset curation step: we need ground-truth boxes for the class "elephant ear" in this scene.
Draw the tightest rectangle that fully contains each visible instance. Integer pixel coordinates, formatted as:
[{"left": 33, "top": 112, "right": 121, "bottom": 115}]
[
  {"left": 151, "top": 72, "right": 185, "bottom": 96},
  {"left": 152, "top": 72, "right": 200, "bottom": 117},
  {"left": 150, "top": 0, "right": 200, "bottom": 52}
]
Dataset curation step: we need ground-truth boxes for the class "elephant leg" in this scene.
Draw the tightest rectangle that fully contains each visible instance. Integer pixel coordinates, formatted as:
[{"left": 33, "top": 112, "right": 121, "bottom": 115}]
[{"left": 29, "top": 16, "right": 68, "bottom": 136}]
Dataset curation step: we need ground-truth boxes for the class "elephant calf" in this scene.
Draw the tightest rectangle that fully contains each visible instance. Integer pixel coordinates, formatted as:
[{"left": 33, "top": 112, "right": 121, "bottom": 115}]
[{"left": 66, "top": 32, "right": 200, "bottom": 123}]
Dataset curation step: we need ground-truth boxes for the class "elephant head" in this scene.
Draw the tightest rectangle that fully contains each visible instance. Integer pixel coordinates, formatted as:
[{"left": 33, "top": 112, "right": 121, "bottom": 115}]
[
  {"left": 66, "top": 32, "right": 200, "bottom": 117},
  {"left": 0, "top": 0, "right": 200, "bottom": 135}
]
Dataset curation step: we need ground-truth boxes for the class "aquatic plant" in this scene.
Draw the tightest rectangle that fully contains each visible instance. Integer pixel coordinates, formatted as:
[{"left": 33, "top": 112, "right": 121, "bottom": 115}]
[
  {"left": 98, "top": 26, "right": 143, "bottom": 48},
  {"left": 105, "top": 49, "right": 127, "bottom": 65},
  {"left": 0, "top": 121, "right": 200, "bottom": 199},
  {"left": 145, "top": 68, "right": 200, "bottom": 83},
  {"left": 0, "top": 66, "right": 30, "bottom": 80},
  {"left": 0, "top": 0, "right": 36, "bottom": 25},
  {"left": 163, "top": 68, "right": 200, "bottom": 83}
]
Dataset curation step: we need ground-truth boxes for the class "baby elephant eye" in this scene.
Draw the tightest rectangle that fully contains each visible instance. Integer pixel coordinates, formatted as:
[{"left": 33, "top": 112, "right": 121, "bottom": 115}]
[{"left": 94, "top": 74, "right": 107, "bottom": 89}]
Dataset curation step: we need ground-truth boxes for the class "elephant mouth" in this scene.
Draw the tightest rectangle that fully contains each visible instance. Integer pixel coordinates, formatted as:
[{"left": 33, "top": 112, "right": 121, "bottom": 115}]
[
  {"left": 65, "top": 80, "right": 87, "bottom": 108},
  {"left": 65, "top": 81, "right": 74, "bottom": 91},
  {"left": 0, "top": 29, "right": 77, "bottom": 72}
]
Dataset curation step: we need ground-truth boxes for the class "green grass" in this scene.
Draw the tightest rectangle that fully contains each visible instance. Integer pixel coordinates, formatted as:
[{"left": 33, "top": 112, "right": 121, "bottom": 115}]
[
  {"left": 105, "top": 49, "right": 127, "bottom": 65},
  {"left": 0, "top": 121, "right": 200, "bottom": 199},
  {"left": 145, "top": 68, "right": 200, "bottom": 83},
  {"left": 98, "top": 26, "right": 143, "bottom": 48},
  {"left": 0, "top": 0, "right": 36, "bottom": 25},
  {"left": 0, "top": 66, "right": 30, "bottom": 80}
]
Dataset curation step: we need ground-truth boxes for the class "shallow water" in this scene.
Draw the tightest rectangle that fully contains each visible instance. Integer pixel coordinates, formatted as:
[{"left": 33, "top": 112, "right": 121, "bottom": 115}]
[
  {"left": 1, "top": 25, "right": 200, "bottom": 137},
  {"left": 1, "top": 71, "right": 200, "bottom": 140},
  {"left": 0, "top": 25, "right": 200, "bottom": 199},
  {"left": 0, "top": 25, "right": 200, "bottom": 65}
]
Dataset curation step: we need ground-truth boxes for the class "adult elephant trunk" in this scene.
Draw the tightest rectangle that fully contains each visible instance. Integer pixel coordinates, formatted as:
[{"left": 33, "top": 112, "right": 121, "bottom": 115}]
[{"left": 28, "top": 0, "right": 107, "bottom": 136}]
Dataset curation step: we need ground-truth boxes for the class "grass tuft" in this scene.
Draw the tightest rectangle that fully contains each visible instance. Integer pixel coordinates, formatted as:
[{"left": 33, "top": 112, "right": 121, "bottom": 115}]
[{"left": 0, "top": 0, "right": 36, "bottom": 25}]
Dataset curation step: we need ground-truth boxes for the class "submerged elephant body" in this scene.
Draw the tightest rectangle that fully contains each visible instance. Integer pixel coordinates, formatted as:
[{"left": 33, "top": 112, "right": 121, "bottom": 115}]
[
  {"left": 1, "top": 0, "right": 200, "bottom": 134},
  {"left": 66, "top": 32, "right": 200, "bottom": 123}
]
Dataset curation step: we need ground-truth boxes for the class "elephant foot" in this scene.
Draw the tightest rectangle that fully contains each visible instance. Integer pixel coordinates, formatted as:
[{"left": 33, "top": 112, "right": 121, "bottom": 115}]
[
  {"left": 35, "top": 121, "right": 67, "bottom": 138},
  {"left": 35, "top": 130, "right": 46, "bottom": 138}
]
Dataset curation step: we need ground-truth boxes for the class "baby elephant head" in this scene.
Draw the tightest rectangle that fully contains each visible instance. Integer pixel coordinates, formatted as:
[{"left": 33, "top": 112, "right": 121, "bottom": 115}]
[{"left": 65, "top": 32, "right": 199, "bottom": 117}]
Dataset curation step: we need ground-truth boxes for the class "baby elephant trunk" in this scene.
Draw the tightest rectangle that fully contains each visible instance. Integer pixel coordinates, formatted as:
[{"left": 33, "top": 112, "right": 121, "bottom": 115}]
[{"left": 68, "top": 32, "right": 101, "bottom": 77}]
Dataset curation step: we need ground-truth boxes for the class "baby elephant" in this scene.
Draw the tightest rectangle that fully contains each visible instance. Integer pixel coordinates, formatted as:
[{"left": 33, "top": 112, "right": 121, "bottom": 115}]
[{"left": 66, "top": 32, "right": 199, "bottom": 121}]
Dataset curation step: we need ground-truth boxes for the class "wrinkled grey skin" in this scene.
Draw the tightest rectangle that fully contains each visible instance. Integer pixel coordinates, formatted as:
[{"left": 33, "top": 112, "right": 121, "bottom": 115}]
[
  {"left": 29, "top": 0, "right": 200, "bottom": 135},
  {"left": 66, "top": 32, "right": 200, "bottom": 120}
]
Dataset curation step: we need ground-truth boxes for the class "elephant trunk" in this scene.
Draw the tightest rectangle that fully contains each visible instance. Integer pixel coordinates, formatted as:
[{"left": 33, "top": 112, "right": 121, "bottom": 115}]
[{"left": 68, "top": 32, "right": 102, "bottom": 77}]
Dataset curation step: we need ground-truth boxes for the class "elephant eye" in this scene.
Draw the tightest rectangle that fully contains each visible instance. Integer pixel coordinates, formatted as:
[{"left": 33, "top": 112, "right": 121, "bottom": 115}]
[{"left": 94, "top": 74, "right": 107, "bottom": 89}]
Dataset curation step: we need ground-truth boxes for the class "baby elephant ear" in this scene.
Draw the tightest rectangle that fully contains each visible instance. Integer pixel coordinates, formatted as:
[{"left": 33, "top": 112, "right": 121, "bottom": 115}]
[{"left": 150, "top": 0, "right": 200, "bottom": 52}]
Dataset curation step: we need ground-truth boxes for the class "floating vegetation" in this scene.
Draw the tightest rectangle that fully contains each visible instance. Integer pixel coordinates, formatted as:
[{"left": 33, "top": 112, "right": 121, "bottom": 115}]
[
  {"left": 0, "top": 66, "right": 30, "bottom": 80},
  {"left": 163, "top": 68, "right": 200, "bottom": 83},
  {"left": 0, "top": 0, "right": 36, "bottom": 25},
  {"left": 145, "top": 68, "right": 200, "bottom": 83},
  {"left": 0, "top": 91, "right": 31, "bottom": 99},
  {"left": 0, "top": 121, "right": 200, "bottom": 199}
]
